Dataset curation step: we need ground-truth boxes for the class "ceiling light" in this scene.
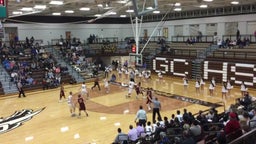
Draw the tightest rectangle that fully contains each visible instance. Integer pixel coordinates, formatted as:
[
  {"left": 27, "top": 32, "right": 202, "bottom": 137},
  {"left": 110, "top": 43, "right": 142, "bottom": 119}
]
[
  {"left": 120, "top": 15, "right": 126, "bottom": 17},
  {"left": 79, "top": 7, "right": 90, "bottom": 11},
  {"left": 153, "top": 10, "right": 160, "bottom": 14},
  {"left": 146, "top": 7, "right": 153, "bottom": 10},
  {"left": 49, "top": 1, "right": 63, "bottom": 5},
  {"left": 174, "top": 3, "right": 181, "bottom": 6},
  {"left": 65, "top": 10, "right": 74, "bottom": 13},
  {"left": 34, "top": 5, "right": 46, "bottom": 9},
  {"left": 231, "top": 1, "right": 239, "bottom": 5},
  {"left": 203, "top": 0, "right": 213, "bottom": 2},
  {"left": 103, "top": 7, "right": 112, "bottom": 10},
  {"left": 126, "top": 9, "right": 134, "bottom": 13},
  {"left": 117, "top": 0, "right": 127, "bottom": 4},
  {"left": 97, "top": 4, "right": 103, "bottom": 7},
  {"left": 94, "top": 14, "right": 102, "bottom": 17},
  {"left": 174, "top": 8, "right": 182, "bottom": 11},
  {"left": 200, "top": 5, "right": 208, "bottom": 8},
  {"left": 109, "top": 12, "right": 117, "bottom": 15},
  {"left": 52, "top": 12, "right": 61, "bottom": 15},
  {"left": 12, "top": 11, "right": 23, "bottom": 15},
  {"left": 20, "top": 7, "right": 33, "bottom": 11}
]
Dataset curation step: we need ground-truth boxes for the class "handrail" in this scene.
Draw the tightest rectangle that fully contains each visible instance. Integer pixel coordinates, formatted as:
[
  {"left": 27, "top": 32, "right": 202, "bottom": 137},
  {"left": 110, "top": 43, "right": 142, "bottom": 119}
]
[
  {"left": 229, "top": 128, "right": 256, "bottom": 144},
  {"left": 171, "top": 35, "right": 214, "bottom": 43}
]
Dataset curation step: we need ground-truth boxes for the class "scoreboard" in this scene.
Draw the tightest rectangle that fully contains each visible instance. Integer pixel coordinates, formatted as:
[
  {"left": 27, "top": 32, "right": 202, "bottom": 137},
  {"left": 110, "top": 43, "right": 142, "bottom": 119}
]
[{"left": 0, "top": 0, "right": 7, "bottom": 19}]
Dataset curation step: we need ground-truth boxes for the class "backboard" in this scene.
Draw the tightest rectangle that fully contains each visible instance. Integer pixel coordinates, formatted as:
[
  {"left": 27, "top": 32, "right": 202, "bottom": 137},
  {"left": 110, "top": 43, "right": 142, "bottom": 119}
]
[{"left": 132, "top": 0, "right": 158, "bottom": 17}]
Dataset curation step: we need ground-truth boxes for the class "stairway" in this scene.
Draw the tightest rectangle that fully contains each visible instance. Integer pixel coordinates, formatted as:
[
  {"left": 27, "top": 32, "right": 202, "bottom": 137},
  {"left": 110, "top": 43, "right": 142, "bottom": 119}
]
[
  {"left": 0, "top": 65, "right": 18, "bottom": 95},
  {"left": 191, "top": 45, "right": 219, "bottom": 79},
  {"left": 45, "top": 46, "right": 85, "bottom": 83}
]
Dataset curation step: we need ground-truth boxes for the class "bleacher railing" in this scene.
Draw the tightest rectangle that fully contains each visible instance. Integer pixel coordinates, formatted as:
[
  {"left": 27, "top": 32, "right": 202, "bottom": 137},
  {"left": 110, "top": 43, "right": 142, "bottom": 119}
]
[
  {"left": 229, "top": 128, "right": 256, "bottom": 144},
  {"left": 2, "top": 39, "right": 43, "bottom": 47},
  {"left": 171, "top": 35, "right": 214, "bottom": 43},
  {"left": 206, "top": 50, "right": 256, "bottom": 60},
  {"left": 222, "top": 34, "right": 256, "bottom": 43}
]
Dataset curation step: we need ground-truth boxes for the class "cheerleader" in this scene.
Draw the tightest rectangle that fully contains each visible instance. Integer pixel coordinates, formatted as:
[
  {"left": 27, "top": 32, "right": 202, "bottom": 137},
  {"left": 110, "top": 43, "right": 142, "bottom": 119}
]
[
  {"left": 222, "top": 82, "right": 228, "bottom": 98},
  {"left": 104, "top": 79, "right": 110, "bottom": 93},
  {"left": 240, "top": 81, "right": 247, "bottom": 97},
  {"left": 200, "top": 78, "right": 205, "bottom": 90},
  {"left": 138, "top": 72, "right": 143, "bottom": 81},
  {"left": 158, "top": 71, "right": 163, "bottom": 81},
  {"left": 211, "top": 77, "right": 216, "bottom": 88},
  {"left": 195, "top": 79, "right": 200, "bottom": 93},
  {"left": 226, "top": 79, "right": 233, "bottom": 94},
  {"left": 125, "top": 68, "right": 129, "bottom": 79},
  {"left": 135, "top": 82, "right": 143, "bottom": 99},
  {"left": 209, "top": 81, "right": 215, "bottom": 96},
  {"left": 183, "top": 76, "right": 189, "bottom": 88},
  {"left": 118, "top": 68, "right": 122, "bottom": 78}
]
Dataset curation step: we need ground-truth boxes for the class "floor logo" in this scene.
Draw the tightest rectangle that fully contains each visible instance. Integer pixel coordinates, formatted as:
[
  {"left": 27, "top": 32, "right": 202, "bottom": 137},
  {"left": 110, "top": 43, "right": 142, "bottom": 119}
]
[{"left": 0, "top": 107, "right": 45, "bottom": 134}]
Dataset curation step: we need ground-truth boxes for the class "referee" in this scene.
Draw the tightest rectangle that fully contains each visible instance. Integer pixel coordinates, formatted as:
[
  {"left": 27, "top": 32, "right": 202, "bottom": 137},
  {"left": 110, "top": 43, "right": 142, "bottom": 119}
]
[
  {"left": 134, "top": 105, "right": 147, "bottom": 127},
  {"left": 152, "top": 97, "right": 162, "bottom": 123}
]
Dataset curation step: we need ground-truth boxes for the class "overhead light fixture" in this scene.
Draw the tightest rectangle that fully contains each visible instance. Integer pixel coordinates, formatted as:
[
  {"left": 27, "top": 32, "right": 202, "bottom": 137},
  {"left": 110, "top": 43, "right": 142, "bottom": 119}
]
[
  {"left": 65, "top": 10, "right": 74, "bottom": 13},
  {"left": 200, "top": 4, "right": 208, "bottom": 8},
  {"left": 153, "top": 10, "right": 160, "bottom": 14},
  {"left": 174, "top": 3, "right": 181, "bottom": 6},
  {"left": 203, "top": 0, "right": 213, "bottom": 2},
  {"left": 146, "top": 7, "right": 153, "bottom": 10},
  {"left": 94, "top": 14, "right": 102, "bottom": 17},
  {"left": 52, "top": 12, "right": 61, "bottom": 15},
  {"left": 126, "top": 9, "right": 134, "bottom": 13},
  {"left": 120, "top": 15, "right": 126, "bottom": 17},
  {"left": 109, "top": 12, "right": 117, "bottom": 15},
  {"left": 97, "top": 4, "right": 103, "bottom": 7},
  {"left": 174, "top": 8, "right": 182, "bottom": 11},
  {"left": 12, "top": 11, "right": 23, "bottom": 15},
  {"left": 79, "top": 7, "right": 90, "bottom": 11},
  {"left": 34, "top": 5, "right": 47, "bottom": 9},
  {"left": 49, "top": 1, "right": 63, "bottom": 5},
  {"left": 117, "top": 0, "right": 127, "bottom": 4},
  {"left": 231, "top": 1, "right": 239, "bottom": 5},
  {"left": 20, "top": 7, "right": 33, "bottom": 11}
]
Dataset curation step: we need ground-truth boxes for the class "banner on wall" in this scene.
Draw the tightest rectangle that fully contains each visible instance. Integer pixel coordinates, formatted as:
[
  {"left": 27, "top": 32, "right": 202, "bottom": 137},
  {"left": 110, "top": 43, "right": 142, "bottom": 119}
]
[{"left": 0, "top": 22, "right": 4, "bottom": 38}]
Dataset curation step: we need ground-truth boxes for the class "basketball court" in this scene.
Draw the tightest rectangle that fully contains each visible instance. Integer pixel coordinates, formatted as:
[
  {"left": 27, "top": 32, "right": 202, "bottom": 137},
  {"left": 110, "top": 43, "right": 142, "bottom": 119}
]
[{"left": 0, "top": 71, "right": 252, "bottom": 144}]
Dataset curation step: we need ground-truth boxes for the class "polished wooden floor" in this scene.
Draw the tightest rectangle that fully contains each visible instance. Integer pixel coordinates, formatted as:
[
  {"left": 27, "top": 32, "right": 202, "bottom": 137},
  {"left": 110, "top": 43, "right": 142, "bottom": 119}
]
[{"left": 0, "top": 72, "right": 255, "bottom": 144}]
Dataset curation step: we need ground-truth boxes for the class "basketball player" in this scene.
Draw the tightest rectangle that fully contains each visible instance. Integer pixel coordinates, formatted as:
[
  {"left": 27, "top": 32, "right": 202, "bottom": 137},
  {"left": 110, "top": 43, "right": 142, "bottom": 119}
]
[
  {"left": 146, "top": 88, "right": 153, "bottom": 111},
  {"left": 126, "top": 78, "right": 135, "bottom": 98},
  {"left": 80, "top": 82, "right": 89, "bottom": 100},
  {"left": 91, "top": 76, "right": 101, "bottom": 91},
  {"left": 135, "top": 82, "right": 143, "bottom": 99},
  {"left": 59, "top": 84, "right": 66, "bottom": 102},
  {"left": 77, "top": 94, "right": 89, "bottom": 117},
  {"left": 104, "top": 78, "right": 110, "bottom": 93},
  {"left": 67, "top": 91, "right": 75, "bottom": 117}
]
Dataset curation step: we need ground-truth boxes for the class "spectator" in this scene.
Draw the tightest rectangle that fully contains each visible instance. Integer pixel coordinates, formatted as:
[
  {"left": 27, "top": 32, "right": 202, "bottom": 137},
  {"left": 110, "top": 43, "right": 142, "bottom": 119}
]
[
  {"left": 113, "top": 128, "right": 128, "bottom": 144},
  {"left": 127, "top": 125, "right": 138, "bottom": 143}
]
